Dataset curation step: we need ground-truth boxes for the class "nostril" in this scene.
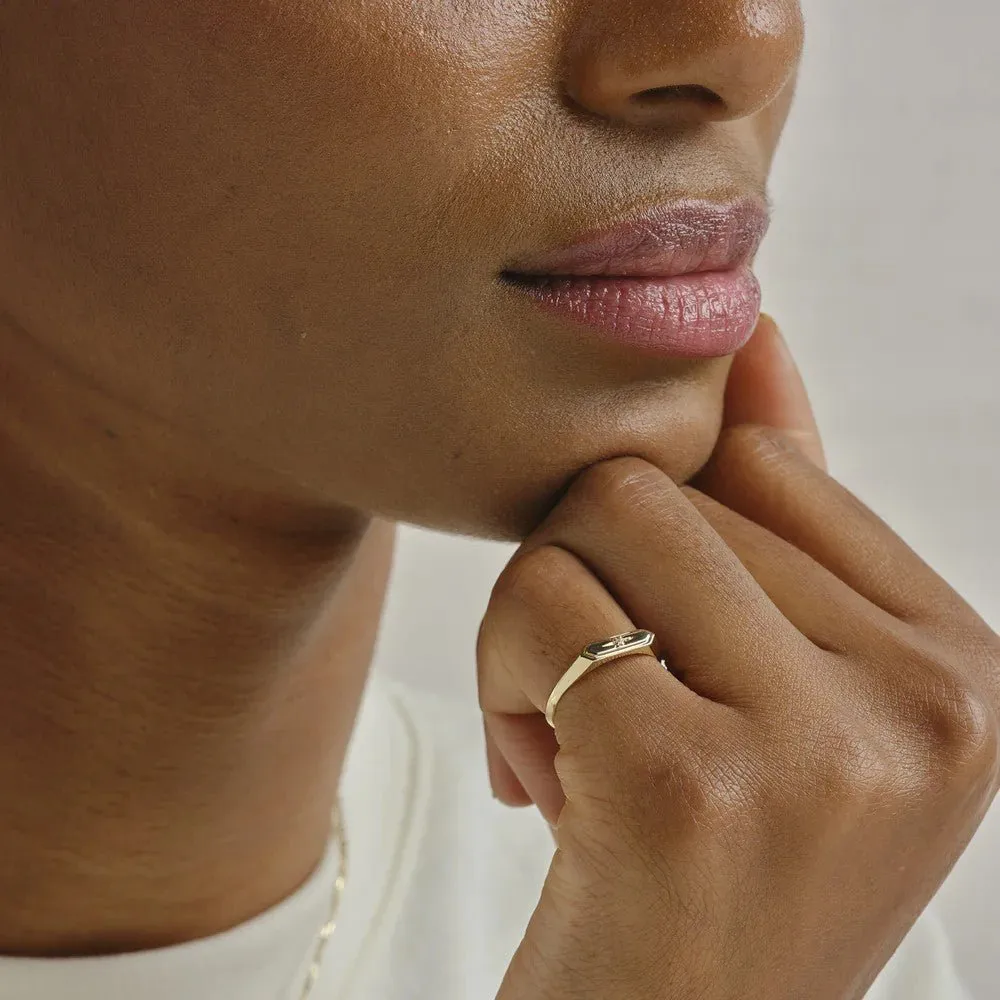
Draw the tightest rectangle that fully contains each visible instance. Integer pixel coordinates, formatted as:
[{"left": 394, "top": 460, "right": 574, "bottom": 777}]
[{"left": 632, "top": 84, "right": 724, "bottom": 110}]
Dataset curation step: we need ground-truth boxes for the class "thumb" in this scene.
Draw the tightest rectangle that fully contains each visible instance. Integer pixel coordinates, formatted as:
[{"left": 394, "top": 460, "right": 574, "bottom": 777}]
[{"left": 722, "top": 313, "right": 827, "bottom": 470}]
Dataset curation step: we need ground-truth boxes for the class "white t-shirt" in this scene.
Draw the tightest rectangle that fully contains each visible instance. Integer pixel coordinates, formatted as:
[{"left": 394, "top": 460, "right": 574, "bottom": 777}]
[{"left": 0, "top": 675, "right": 973, "bottom": 999}]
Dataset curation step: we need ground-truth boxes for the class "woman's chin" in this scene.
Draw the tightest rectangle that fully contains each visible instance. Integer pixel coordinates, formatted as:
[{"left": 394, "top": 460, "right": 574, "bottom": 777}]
[{"left": 424, "top": 382, "right": 728, "bottom": 544}]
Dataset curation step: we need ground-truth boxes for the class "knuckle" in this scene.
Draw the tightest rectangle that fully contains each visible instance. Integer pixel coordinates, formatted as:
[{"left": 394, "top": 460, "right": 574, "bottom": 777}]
[
  {"left": 862, "top": 631, "right": 1000, "bottom": 791},
  {"left": 616, "top": 727, "right": 759, "bottom": 840},
  {"left": 480, "top": 545, "right": 585, "bottom": 690},
  {"left": 803, "top": 717, "right": 901, "bottom": 807},
  {"left": 713, "top": 424, "right": 795, "bottom": 471},
  {"left": 966, "top": 631, "right": 1000, "bottom": 699},
  {"left": 909, "top": 670, "right": 1000, "bottom": 778},
  {"left": 492, "top": 543, "right": 580, "bottom": 615},
  {"left": 568, "top": 456, "right": 674, "bottom": 516},
  {"left": 814, "top": 676, "right": 999, "bottom": 808},
  {"left": 623, "top": 753, "right": 712, "bottom": 824},
  {"left": 671, "top": 755, "right": 758, "bottom": 829}
]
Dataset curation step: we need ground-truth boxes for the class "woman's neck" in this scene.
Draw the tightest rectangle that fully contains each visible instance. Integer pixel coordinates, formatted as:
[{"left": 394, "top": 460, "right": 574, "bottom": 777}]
[{"left": 0, "top": 313, "right": 394, "bottom": 955}]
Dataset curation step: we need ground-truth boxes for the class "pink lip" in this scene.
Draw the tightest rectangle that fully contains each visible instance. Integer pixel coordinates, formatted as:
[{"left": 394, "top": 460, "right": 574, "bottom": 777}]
[{"left": 502, "top": 198, "right": 768, "bottom": 358}]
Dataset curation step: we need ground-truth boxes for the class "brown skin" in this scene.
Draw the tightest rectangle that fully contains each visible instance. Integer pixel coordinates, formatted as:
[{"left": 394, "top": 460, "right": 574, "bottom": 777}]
[
  {"left": 1, "top": 312, "right": 397, "bottom": 952},
  {"left": 2, "top": 0, "right": 997, "bottom": 995},
  {"left": 0, "top": 0, "right": 799, "bottom": 537},
  {"left": 481, "top": 319, "right": 1000, "bottom": 999},
  {"left": 0, "top": 0, "right": 802, "bottom": 954}
]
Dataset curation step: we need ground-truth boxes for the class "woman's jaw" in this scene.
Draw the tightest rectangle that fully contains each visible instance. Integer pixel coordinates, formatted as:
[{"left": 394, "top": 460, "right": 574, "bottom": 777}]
[{"left": 0, "top": 1, "right": 800, "bottom": 541}]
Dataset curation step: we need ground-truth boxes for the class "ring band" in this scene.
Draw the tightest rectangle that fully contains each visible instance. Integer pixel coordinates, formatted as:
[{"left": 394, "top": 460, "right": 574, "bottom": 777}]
[{"left": 544, "top": 629, "right": 657, "bottom": 728}]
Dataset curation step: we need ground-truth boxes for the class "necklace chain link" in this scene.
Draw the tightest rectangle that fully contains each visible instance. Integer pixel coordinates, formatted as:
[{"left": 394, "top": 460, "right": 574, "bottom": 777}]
[{"left": 298, "top": 801, "right": 348, "bottom": 999}]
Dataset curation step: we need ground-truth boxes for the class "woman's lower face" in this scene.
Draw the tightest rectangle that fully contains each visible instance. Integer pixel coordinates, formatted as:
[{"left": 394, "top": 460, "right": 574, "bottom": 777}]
[{"left": 0, "top": 0, "right": 802, "bottom": 540}]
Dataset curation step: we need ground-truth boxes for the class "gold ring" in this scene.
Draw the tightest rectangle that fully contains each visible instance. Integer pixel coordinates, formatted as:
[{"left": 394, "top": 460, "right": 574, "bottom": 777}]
[{"left": 544, "top": 629, "right": 657, "bottom": 728}]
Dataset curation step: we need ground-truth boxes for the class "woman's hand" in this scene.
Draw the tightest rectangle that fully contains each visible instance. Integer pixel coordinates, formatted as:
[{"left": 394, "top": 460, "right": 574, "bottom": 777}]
[{"left": 479, "top": 316, "right": 1000, "bottom": 1000}]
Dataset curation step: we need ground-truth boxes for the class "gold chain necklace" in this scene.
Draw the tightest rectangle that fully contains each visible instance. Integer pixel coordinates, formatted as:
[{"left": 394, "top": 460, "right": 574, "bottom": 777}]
[{"left": 298, "top": 800, "right": 348, "bottom": 999}]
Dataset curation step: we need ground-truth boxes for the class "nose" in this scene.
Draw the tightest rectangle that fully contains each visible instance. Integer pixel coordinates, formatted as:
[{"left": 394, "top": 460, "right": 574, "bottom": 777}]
[{"left": 563, "top": 0, "right": 803, "bottom": 128}]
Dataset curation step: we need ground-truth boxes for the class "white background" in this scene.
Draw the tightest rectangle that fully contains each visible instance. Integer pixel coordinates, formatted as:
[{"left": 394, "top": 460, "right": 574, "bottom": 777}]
[{"left": 375, "top": 1, "right": 1000, "bottom": 993}]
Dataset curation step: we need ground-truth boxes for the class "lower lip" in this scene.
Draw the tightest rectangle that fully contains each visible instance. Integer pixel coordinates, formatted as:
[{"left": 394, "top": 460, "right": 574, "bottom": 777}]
[{"left": 505, "top": 267, "right": 761, "bottom": 359}]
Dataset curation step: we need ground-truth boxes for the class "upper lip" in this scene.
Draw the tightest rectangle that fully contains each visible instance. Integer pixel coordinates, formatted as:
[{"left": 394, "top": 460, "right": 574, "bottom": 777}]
[{"left": 502, "top": 197, "right": 769, "bottom": 280}]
